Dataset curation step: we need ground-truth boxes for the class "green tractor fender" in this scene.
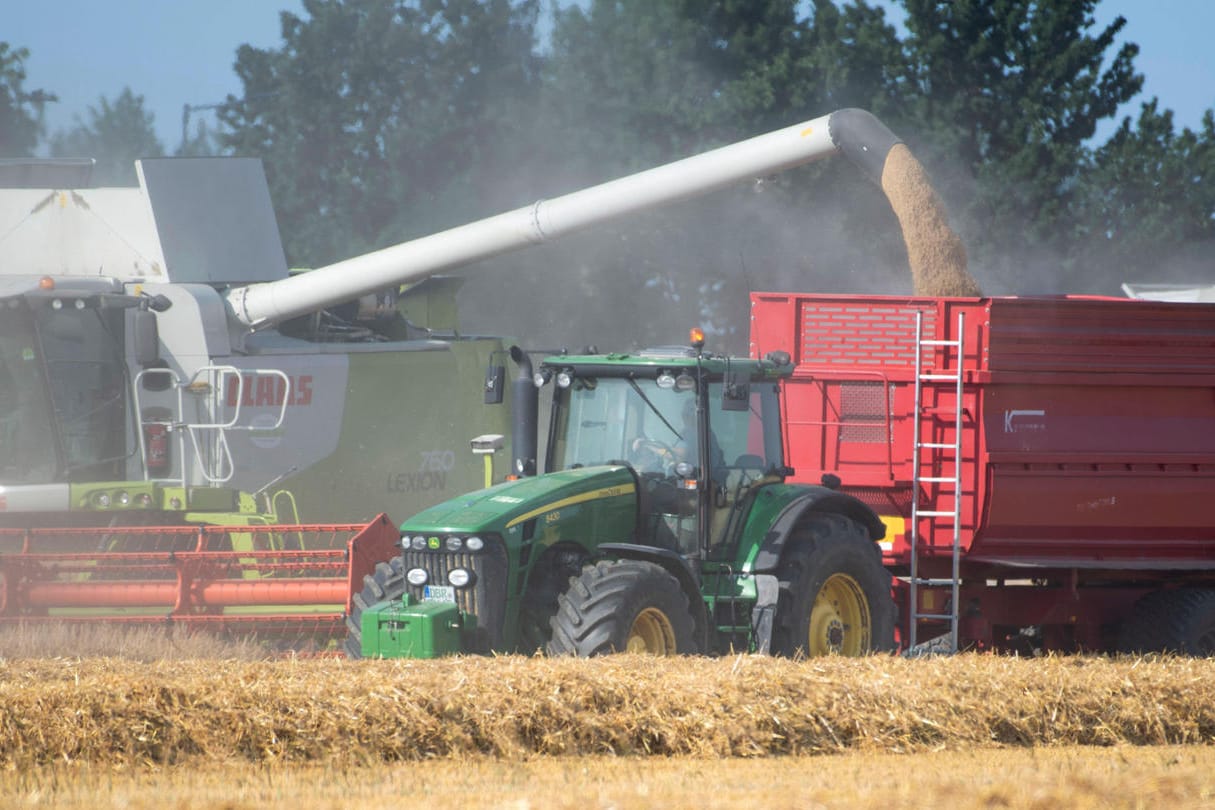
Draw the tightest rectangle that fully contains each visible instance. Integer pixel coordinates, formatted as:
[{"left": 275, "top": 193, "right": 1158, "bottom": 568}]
[
  {"left": 748, "top": 485, "right": 886, "bottom": 573},
  {"left": 597, "top": 542, "right": 710, "bottom": 652}
]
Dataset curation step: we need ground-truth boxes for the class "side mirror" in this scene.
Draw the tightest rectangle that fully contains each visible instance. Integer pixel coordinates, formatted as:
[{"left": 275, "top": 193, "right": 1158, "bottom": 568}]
[
  {"left": 133, "top": 309, "right": 160, "bottom": 366},
  {"left": 484, "top": 363, "right": 505, "bottom": 404},
  {"left": 721, "top": 370, "right": 749, "bottom": 411}
]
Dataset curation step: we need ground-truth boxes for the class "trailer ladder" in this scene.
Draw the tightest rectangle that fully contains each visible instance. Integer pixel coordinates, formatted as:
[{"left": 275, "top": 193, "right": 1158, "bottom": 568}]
[{"left": 908, "top": 309, "right": 964, "bottom": 654}]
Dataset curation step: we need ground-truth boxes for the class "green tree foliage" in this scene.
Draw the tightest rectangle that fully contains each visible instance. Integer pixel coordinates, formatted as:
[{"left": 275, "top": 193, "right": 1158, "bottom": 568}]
[
  {"left": 1076, "top": 101, "right": 1215, "bottom": 286},
  {"left": 48, "top": 88, "right": 165, "bottom": 186},
  {"left": 0, "top": 42, "right": 55, "bottom": 157},
  {"left": 219, "top": 0, "right": 541, "bottom": 266}
]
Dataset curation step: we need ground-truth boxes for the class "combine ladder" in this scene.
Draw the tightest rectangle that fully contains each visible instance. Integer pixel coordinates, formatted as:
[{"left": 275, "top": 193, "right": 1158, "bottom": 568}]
[{"left": 907, "top": 309, "right": 965, "bottom": 654}]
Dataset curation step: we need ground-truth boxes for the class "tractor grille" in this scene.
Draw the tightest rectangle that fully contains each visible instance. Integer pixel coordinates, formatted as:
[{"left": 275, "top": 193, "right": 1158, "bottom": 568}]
[{"left": 401, "top": 537, "right": 508, "bottom": 650}]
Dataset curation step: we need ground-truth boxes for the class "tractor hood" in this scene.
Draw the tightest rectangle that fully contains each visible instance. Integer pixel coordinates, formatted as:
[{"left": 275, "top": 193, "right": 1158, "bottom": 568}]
[{"left": 400, "top": 465, "right": 637, "bottom": 538}]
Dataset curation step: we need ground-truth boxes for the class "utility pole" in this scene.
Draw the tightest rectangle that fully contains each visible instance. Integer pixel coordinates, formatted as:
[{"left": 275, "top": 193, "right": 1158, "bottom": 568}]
[{"left": 180, "top": 101, "right": 225, "bottom": 153}]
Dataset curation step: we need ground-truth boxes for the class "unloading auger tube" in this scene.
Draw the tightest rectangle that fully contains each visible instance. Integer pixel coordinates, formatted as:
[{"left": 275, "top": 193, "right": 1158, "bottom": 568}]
[{"left": 225, "top": 108, "right": 975, "bottom": 331}]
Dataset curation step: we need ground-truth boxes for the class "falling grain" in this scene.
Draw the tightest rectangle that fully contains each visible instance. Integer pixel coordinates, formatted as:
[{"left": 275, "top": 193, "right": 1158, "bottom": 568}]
[{"left": 881, "top": 144, "right": 981, "bottom": 297}]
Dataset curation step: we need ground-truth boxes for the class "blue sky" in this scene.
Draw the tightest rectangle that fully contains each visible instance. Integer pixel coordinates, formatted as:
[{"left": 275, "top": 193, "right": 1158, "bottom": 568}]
[{"left": 7, "top": 0, "right": 1213, "bottom": 152}]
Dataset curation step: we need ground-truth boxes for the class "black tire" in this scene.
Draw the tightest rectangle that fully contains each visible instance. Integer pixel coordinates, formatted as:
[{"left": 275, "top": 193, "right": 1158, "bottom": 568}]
[
  {"left": 343, "top": 556, "right": 407, "bottom": 659},
  {"left": 773, "top": 513, "right": 896, "bottom": 657},
  {"left": 1117, "top": 588, "right": 1215, "bottom": 656},
  {"left": 517, "top": 548, "right": 588, "bottom": 654},
  {"left": 547, "top": 559, "right": 698, "bottom": 656}
]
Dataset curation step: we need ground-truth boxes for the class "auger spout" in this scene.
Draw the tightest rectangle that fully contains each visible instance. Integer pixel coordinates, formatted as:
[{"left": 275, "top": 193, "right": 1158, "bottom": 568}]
[{"left": 225, "top": 108, "right": 975, "bottom": 330}]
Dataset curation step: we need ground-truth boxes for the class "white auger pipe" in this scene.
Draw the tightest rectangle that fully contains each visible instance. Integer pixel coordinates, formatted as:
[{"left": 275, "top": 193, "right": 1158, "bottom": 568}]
[{"left": 226, "top": 109, "right": 898, "bottom": 330}]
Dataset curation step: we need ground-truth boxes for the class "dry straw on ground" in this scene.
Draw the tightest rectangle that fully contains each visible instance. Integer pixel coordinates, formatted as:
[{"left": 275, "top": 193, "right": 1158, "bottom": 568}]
[{"left": 0, "top": 653, "right": 1211, "bottom": 767}]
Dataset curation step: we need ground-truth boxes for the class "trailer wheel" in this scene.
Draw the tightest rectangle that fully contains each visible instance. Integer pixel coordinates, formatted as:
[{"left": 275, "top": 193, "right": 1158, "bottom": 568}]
[
  {"left": 547, "top": 559, "right": 697, "bottom": 656},
  {"left": 343, "top": 557, "right": 407, "bottom": 659},
  {"left": 1117, "top": 588, "right": 1215, "bottom": 656},
  {"left": 774, "top": 514, "right": 895, "bottom": 657}
]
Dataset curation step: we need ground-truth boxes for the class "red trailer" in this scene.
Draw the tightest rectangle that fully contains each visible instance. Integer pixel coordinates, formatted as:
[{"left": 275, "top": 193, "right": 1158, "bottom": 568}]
[{"left": 750, "top": 292, "right": 1215, "bottom": 654}]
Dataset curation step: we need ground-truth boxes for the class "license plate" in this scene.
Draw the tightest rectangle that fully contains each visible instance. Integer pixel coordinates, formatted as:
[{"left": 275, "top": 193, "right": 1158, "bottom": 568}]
[{"left": 423, "top": 585, "right": 456, "bottom": 603}]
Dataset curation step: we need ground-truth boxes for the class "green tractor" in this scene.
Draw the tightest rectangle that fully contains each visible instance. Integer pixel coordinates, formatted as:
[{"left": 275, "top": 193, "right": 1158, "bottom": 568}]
[{"left": 349, "top": 330, "right": 895, "bottom": 658}]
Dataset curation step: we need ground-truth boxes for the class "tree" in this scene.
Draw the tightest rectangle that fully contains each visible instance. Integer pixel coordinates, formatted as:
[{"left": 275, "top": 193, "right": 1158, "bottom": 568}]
[
  {"left": 49, "top": 88, "right": 165, "bottom": 186},
  {"left": 1075, "top": 100, "right": 1215, "bottom": 289},
  {"left": 0, "top": 42, "right": 55, "bottom": 156},
  {"left": 220, "top": 0, "right": 542, "bottom": 267}
]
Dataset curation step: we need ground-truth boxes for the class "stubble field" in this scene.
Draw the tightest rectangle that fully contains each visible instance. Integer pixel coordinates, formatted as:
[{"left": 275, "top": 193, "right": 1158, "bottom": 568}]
[{"left": 0, "top": 626, "right": 1212, "bottom": 808}]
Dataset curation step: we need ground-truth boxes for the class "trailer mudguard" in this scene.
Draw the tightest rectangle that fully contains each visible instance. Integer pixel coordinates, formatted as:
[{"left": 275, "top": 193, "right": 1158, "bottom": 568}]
[
  {"left": 597, "top": 542, "right": 710, "bottom": 652},
  {"left": 749, "top": 486, "right": 885, "bottom": 573}
]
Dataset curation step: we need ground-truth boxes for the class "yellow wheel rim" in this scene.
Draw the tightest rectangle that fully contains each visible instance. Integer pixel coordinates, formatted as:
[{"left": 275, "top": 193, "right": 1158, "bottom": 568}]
[
  {"left": 807, "top": 573, "right": 871, "bottom": 656},
  {"left": 625, "top": 607, "right": 677, "bottom": 654}
]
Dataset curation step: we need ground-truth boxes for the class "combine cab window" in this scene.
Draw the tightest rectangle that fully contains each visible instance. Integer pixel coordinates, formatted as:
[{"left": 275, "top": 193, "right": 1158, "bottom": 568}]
[
  {"left": 37, "top": 306, "right": 128, "bottom": 480},
  {"left": 0, "top": 309, "right": 58, "bottom": 484},
  {"left": 0, "top": 304, "right": 127, "bottom": 484}
]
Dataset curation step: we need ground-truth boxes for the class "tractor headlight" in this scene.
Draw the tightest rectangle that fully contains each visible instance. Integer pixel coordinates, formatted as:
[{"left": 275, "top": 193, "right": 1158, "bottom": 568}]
[
  {"left": 406, "top": 568, "right": 429, "bottom": 586},
  {"left": 116, "top": 491, "right": 131, "bottom": 506},
  {"left": 410, "top": 535, "right": 427, "bottom": 551},
  {"left": 556, "top": 369, "right": 574, "bottom": 388},
  {"left": 465, "top": 535, "right": 484, "bottom": 552},
  {"left": 448, "top": 568, "right": 472, "bottom": 588},
  {"left": 445, "top": 535, "right": 463, "bottom": 552}
]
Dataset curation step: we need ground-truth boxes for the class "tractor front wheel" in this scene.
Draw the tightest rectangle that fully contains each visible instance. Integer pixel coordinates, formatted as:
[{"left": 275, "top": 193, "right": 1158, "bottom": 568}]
[
  {"left": 775, "top": 514, "right": 895, "bottom": 657},
  {"left": 343, "top": 556, "right": 407, "bottom": 659},
  {"left": 547, "top": 559, "right": 697, "bottom": 656}
]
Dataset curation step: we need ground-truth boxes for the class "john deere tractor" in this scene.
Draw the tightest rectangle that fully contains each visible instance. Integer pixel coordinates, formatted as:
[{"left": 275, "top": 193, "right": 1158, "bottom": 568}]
[{"left": 348, "top": 330, "right": 895, "bottom": 658}]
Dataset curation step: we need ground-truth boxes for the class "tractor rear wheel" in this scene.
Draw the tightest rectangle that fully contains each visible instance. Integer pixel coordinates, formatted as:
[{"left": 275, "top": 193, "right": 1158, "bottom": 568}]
[
  {"left": 547, "top": 559, "right": 697, "bottom": 656},
  {"left": 343, "top": 556, "right": 406, "bottom": 659},
  {"left": 1117, "top": 588, "right": 1215, "bottom": 656},
  {"left": 774, "top": 513, "right": 895, "bottom": 657}
]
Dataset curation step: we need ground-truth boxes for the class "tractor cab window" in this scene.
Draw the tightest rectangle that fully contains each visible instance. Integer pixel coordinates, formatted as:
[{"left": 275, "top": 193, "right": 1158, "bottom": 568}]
[
  {"left": 551, "top": 377, "right": 693, "bottom": 475},
  {"left": 550, "top": 372, "right": 784, "bottom": 557},
  {"left": 550, "top": 375, "right": 784, "bottom": 482}
]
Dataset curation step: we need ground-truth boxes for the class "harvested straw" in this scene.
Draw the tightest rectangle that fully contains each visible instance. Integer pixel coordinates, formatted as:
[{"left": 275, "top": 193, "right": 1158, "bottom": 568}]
[{"left": 0, "top": 655, "right": 1211, "bottom": 766}]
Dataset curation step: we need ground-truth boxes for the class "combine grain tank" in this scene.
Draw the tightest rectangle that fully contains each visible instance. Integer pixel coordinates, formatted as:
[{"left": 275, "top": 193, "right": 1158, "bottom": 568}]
[{"left": 750, "top": 292, "right": 1215, "bottom": 653}]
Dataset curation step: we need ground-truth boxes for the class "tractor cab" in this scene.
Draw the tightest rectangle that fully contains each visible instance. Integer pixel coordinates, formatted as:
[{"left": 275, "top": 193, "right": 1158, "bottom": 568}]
[{"left": 539, "top": 333, "right": 793, "bottom": 562}]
